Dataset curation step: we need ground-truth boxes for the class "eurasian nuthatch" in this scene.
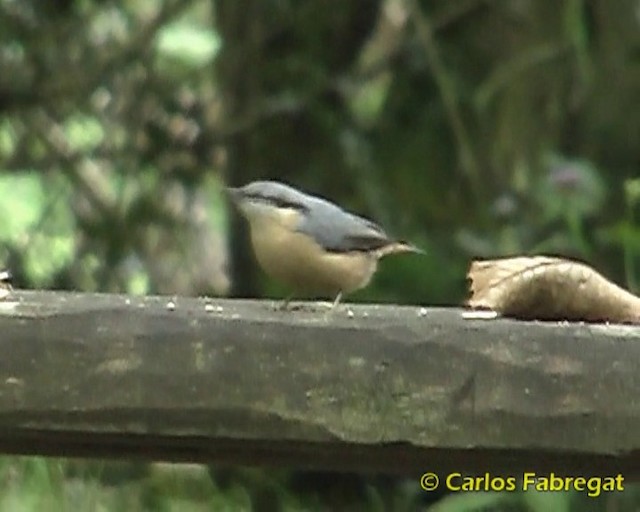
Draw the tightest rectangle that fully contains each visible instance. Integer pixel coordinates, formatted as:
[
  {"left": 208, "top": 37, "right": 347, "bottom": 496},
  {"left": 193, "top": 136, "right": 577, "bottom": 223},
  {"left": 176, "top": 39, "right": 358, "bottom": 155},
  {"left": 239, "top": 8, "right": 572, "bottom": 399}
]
[
  {"left": 227, "top": 180, "right": 421, "bottom": 307},
  {"left": 0, "top": 270, "right": 11, "bottom": 300}
]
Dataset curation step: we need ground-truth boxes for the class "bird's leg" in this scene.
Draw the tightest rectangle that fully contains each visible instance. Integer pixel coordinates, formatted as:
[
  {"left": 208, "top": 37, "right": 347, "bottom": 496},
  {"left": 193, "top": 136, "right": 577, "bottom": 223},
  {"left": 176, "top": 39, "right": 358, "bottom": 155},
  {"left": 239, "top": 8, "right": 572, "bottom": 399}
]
[
  {"left": 277, "top": 292, "right": 298, "bottom": 311},
  {"left": 278, "top": 293, "right": 343, "bottom": 312},
  {"left": 317, "top": 291, "right": 343, "bottom": 310},
  {"left": 319, "top": 292, "right": 343, "bottom": 320},
  {"left": 316, "top": 292, "right": 343, "bottom": 310}
]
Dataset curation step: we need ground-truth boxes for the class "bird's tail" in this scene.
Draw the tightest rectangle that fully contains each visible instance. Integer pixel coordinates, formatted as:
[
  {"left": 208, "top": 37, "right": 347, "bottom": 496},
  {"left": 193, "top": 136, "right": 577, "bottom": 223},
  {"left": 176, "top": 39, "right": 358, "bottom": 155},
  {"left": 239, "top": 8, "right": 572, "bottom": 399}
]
[{"left": 377, "top": 241, "right": 425, "bottom": 257}]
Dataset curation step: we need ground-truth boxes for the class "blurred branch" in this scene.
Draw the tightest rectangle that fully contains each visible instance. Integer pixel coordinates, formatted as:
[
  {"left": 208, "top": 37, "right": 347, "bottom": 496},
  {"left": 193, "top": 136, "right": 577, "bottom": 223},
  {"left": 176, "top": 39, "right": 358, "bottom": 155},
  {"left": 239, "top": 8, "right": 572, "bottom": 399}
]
[
  {"left": 432, "top": 0, "right": 494, "bottom": 31},
  {"left": 474, "top": 42, "right": 571, "bottom": 110},
  {"left": 27, "top": 109, "right": 117, "bottom": 220},
  {"left": 26, "top": 109, "right": 187, "bottom": 228},
  {"left": 0, "top": 0, "right": 194, "bottom": 110},
  {"left": 91, "top": 0, "right": 194, "bottom": 80},
  {"left": 408, "top": 0, "right": 481, "bottom": 193},
  {"left": 215, "top": 0, "right": 491, "bottom": 142}
]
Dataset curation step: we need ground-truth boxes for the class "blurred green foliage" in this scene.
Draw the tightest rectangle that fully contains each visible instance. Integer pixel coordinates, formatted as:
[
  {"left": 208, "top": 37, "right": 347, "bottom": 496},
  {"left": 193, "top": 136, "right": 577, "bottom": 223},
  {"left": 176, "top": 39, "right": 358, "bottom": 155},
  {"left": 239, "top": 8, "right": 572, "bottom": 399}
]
[
  {"left": 2, "top": 458, "right": 640, "bottom": 511},
  {"left": 0, "top": 0, "right": 638, "bottom": 509}
]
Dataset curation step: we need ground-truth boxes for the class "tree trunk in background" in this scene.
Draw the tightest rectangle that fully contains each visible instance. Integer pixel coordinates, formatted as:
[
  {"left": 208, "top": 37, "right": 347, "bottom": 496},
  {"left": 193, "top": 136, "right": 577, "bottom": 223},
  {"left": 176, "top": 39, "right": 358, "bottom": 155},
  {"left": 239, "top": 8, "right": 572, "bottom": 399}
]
[{"left": 214, "top": 0, "right": 265, "bottom": 297}]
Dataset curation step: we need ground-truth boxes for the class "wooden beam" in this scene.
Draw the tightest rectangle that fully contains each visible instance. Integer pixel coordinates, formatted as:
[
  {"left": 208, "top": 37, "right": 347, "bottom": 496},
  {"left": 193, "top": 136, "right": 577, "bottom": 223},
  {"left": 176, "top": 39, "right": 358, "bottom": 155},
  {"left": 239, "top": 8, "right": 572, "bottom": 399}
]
[{"left": 0, "top": 290, "right": 638, "bottom": 477}]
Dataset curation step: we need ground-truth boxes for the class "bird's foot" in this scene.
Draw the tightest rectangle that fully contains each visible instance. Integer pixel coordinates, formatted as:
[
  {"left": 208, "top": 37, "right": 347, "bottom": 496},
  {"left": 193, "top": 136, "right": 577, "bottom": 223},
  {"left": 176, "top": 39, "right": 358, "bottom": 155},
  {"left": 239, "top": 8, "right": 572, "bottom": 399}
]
[{"left": 273, "top": 292, "right": 344, "bottom": 313}]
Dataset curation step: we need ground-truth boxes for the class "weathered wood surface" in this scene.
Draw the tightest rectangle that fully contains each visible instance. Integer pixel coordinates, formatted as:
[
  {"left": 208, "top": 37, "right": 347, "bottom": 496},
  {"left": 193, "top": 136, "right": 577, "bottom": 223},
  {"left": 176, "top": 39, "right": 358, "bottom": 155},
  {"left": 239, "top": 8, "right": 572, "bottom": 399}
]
[{"left": 0, "top": 290, "right": 638, "bottom": 476}]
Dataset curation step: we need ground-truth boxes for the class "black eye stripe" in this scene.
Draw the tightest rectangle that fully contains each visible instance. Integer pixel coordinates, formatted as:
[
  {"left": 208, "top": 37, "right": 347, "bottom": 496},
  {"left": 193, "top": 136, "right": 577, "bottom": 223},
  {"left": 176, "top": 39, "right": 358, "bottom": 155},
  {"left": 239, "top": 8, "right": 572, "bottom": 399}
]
[{"left": 246, "top": 193, "right": 306, "bottom": 211}]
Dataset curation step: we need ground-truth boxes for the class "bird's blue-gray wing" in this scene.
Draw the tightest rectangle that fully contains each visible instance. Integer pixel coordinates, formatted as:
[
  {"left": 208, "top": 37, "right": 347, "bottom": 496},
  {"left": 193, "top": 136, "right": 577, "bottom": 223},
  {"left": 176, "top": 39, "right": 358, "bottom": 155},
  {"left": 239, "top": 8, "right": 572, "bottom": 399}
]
[{"left": 297, "top": 200, "right": 392, "bottom": 253}]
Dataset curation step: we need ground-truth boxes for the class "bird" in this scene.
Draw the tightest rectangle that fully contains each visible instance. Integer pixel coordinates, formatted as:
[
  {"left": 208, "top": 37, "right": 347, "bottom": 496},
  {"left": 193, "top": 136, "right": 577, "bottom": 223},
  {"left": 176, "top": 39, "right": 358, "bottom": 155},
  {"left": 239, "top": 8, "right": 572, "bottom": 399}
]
[
  {"left": 0, "top": 269, "right": 12, "bottom": 300},
  {"left": 227, "top": 180, "right": 422, "bottom": 308}
]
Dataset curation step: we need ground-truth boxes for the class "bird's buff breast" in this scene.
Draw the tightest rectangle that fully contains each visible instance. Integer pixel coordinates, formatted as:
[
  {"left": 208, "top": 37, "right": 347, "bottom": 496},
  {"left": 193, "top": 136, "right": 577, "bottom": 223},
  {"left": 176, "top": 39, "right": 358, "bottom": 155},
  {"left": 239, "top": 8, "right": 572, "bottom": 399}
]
[{"left": 249, "top": 223, "right": 377, "bottom": 296}]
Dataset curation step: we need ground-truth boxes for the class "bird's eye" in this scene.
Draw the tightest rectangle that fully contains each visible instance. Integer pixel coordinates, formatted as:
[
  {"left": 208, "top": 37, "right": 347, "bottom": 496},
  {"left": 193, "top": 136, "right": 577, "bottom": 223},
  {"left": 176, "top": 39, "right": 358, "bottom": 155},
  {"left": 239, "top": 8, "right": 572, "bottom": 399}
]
[
  {"left": 245, "top": 193, "right": 273, "bottom": 205},
  {"left": 248, "top": 193, "right": 305, "bottom": 211},
  {"left": 270, "top": 196, "right": 299, "bottom": 209}
]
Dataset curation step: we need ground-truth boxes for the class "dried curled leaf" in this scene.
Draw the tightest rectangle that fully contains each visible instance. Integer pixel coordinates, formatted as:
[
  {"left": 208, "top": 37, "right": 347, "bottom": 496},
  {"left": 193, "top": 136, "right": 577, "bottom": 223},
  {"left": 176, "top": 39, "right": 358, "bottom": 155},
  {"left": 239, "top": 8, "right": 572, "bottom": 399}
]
[{"left": 466, "top": 256, "right": 640, "bottom": 323}]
